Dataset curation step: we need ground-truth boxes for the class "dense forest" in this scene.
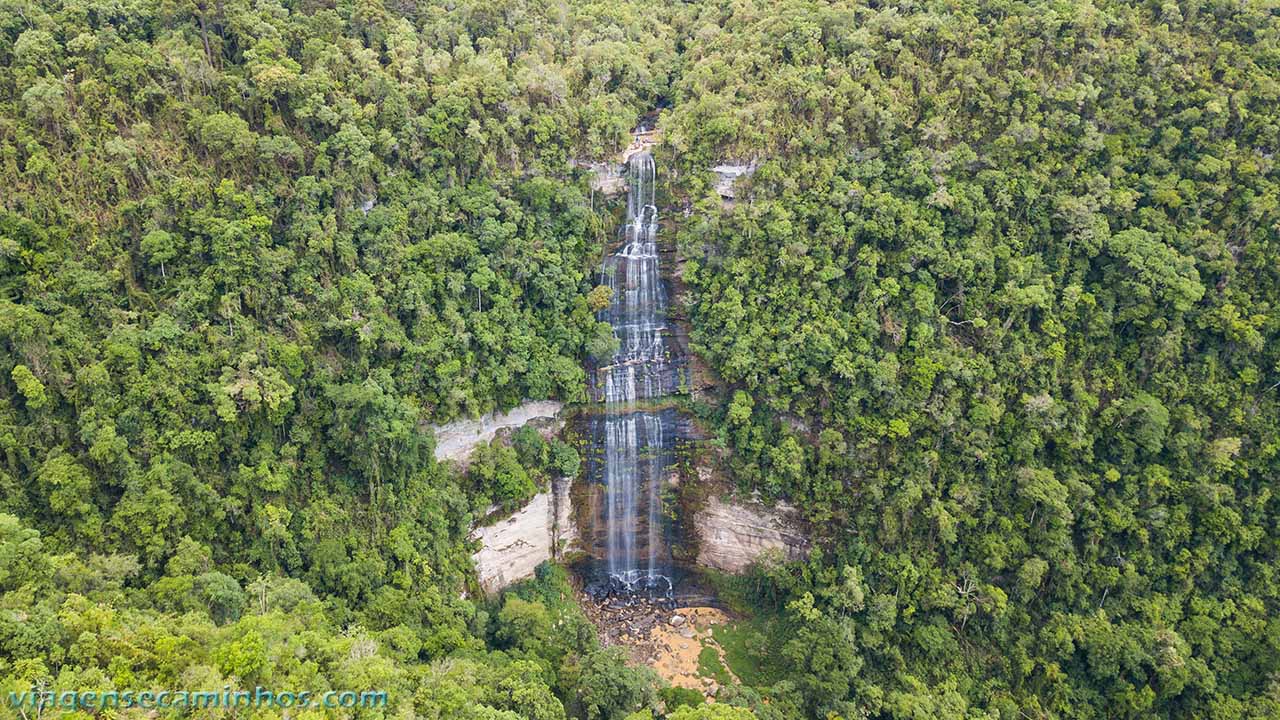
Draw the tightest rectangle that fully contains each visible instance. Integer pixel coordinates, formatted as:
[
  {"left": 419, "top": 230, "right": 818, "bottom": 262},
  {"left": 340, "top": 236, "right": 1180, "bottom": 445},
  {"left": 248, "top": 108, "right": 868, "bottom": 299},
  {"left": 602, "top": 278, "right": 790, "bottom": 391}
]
[
  {"left": 667, "top": 1, "right": 1280, "bottom": 718},
  {"left": 2, "top": 0, "right": 1278, "bottom": 718}
]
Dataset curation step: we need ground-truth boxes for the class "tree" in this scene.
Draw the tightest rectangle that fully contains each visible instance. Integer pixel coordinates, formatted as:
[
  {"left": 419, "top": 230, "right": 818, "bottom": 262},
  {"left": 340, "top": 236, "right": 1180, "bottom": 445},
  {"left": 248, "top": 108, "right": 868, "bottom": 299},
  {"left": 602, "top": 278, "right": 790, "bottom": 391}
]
[
  {"left": 196, "top": 571, "right": 247, "bottom": 625},
  {"left": 781, "top": 593, "right": 861, "bottom": 716},
  {"left": 495, "top": 596, "right": 552, "bottom": 656},
  {"left": 490, "top": 660, "right": 567, "bottom": 720},
  {"left": 21, "top": 80, "right": 67, "bottom": 132},
  {"left": 587, "top": 322, "right": 622, "bottom": 360},
  {"left": 588, "top": 285, "right": 613, "bottom": 312},
  {"left": 669, "top": 704, "right": 758, "bottom": 720},
  {"left": 576, "top": 647, "right": 659, "bottom": 720},
  {"left": 35, "top": 454, "right": 100, "bottom": 541},
  {"left": 472, "top": 442, "right": 537, "bottom": 510},
  {"left": 140, "top": 230, "right": 179, "bottom": 278},
  {"left": 0, "top": 514, "right": 50, "bottom": 592},
  {"left": 10, "top": 365, "right": 47, "bottom": 409}
]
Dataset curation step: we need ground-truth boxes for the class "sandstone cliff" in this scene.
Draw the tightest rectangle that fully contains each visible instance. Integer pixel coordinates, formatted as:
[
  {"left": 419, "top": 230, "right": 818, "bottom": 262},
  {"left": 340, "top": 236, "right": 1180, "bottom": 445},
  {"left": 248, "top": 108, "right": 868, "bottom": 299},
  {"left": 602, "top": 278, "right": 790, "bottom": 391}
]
[
  {"left": 694, "top": 494, "right": 809, "bottom": 573},
  {"left": 471, "top": 477, "right": 577, "bottom": 593}
]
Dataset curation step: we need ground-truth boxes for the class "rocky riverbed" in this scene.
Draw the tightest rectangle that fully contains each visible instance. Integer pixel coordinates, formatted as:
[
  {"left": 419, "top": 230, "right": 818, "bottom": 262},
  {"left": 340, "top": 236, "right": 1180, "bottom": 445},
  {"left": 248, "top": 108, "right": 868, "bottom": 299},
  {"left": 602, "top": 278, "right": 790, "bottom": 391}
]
[{"left": 578, "top": 591, "right": 739, "bottom": 700}]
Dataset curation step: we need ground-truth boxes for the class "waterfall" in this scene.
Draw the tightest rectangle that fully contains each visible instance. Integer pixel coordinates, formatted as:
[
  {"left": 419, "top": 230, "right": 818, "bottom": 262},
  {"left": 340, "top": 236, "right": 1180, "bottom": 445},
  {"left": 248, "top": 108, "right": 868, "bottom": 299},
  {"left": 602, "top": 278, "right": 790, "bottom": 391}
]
[
  {"left": 603, "top": 414, "right": 667, "bottom": 583},
  {"left": 600, "top": 151, "right": 673, "bottom": 403},
  {"left": 592, "top": 150, "right": 678, "bottom": 599}
]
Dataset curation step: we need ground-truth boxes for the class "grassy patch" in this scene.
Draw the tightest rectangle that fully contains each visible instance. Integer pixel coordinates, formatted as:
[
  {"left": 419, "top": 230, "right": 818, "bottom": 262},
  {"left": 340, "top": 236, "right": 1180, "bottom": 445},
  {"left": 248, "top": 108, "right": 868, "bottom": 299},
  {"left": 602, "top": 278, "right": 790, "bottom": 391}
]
[
  {"left": 710, "top": 617, "right": 783, "bottom": 688},
  {"left": 694, "top": 568, "right": 789, "bottom": 687},
  {"left": 697, "top": 643, "right": 732, "bottom": 686}
]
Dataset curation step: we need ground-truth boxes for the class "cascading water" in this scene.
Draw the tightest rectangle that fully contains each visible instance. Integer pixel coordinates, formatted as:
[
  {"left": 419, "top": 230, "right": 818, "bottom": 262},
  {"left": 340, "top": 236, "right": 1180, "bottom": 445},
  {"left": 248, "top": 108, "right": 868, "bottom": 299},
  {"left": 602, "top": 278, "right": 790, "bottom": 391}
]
[
  {"left": 588, "top": 150, "right": 681, "bottom": 601},
  {"left": 599, "top": 151, "right": 676, "bottom": 402},
  {"left": 602, "top": 414, "right": 669, "bottom": 592}
]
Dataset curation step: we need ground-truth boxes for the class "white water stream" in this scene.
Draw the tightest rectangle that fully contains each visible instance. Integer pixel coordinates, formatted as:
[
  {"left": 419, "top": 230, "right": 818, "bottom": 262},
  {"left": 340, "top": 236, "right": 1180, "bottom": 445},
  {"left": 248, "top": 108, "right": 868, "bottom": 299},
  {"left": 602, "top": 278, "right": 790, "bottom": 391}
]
[{"left": 596, "top": 151, "right": 677, "bottom": 596}]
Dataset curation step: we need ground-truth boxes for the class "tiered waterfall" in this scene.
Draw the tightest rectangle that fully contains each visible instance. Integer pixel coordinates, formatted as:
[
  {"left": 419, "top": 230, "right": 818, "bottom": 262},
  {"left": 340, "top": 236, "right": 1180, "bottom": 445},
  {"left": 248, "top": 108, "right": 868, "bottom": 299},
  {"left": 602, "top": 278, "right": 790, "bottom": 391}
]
[{"left": 591, "top": 150, "right": 680, "bottom": 597}]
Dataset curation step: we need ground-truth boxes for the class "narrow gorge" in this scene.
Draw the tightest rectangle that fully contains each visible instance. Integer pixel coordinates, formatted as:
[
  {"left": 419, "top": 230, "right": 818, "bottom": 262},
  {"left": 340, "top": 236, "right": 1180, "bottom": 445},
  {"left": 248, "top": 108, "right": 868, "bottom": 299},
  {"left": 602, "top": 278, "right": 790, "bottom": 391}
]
[{"left": 468, "top": 128, "right": 810, "bottom": 603}]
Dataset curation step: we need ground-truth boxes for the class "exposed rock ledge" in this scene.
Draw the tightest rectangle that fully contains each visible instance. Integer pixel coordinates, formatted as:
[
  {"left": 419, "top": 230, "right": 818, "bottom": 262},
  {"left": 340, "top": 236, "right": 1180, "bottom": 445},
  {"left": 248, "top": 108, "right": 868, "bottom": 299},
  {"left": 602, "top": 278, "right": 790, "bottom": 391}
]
[
  {"left": 695, "top": 495, "right": 809, "bottom": 573},
  {"left": 471, "top": 478, "right": 577, "bottom": 593},
  {"left": 571, "top": 160, "right": 626, "bottom": 196},
  {"left": 711, "top": 160, "right": 760, "bottom": 209},
  {"left": 570, "top": 127, "right": 662, "bottom": 197},
  {"left": 432, "top": 400, "right": 563, "bottom": 464}
]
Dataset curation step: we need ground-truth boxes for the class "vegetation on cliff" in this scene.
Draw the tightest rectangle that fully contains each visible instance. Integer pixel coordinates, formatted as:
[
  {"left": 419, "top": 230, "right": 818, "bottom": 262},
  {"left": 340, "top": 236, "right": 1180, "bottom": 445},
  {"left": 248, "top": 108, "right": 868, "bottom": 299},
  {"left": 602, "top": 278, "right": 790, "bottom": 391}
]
[
  {"left": 668, "top": 1, "right": 1280, "bottom": 718},
  {"left": 1, "top": 0, "right": 672, "bottom": 717}
]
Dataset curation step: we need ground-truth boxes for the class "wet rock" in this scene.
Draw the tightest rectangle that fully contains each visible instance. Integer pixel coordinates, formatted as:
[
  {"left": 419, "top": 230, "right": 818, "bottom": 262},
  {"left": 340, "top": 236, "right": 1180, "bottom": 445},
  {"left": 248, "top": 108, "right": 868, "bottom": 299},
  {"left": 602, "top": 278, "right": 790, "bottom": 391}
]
[{"left": 584, "top": 580, "right": 609, "bottom": 601}]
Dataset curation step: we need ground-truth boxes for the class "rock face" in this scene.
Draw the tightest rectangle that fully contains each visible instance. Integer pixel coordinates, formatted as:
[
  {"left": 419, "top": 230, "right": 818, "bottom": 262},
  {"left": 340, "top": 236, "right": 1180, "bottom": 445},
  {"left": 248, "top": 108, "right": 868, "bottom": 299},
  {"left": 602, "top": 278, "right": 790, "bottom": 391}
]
[
  {"left": 551, "top": 477, "right": 577, "bottom": 556},
  {"left": 471, "top": 477, "right": 577, "bottom": 593},
  {"left": 572, "top": 160, "right": 626, "bottom": 196},
  {"left": 622, "top": 128, "right": 660, "bottom": 164},
  {"left": 432, "top": 400, "right": 563, "bottom": 464},
  {"left": 710, "top": 161, "right": 758, "bottom": 201},
  {"left": 694, "top": 495, "right": 809, "bottom": 573},
  {"left": 570, "top": 126, "right": 661, "bottom": 198}
]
